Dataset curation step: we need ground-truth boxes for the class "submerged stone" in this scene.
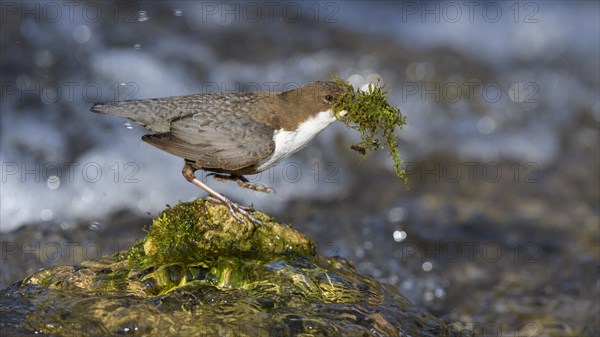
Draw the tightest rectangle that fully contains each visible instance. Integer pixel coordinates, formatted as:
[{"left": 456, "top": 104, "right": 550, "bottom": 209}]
[{"left": 1, "top": 199, "right": 471, "bottom": 336}]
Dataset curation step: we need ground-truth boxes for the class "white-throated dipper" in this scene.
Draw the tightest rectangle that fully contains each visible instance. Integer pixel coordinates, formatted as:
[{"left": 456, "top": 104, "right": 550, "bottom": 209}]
[{"left": 91, "top": 81, "right": 348, "bottom": 223}]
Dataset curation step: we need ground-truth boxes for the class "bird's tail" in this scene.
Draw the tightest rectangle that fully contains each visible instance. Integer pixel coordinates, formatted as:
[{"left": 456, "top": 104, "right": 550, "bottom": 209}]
[
  {"left": 90, "top": 98, "right": 171, "bottom": 133},
  {"left": 90, "top": 100, "right": 141, "bottom": 118}
]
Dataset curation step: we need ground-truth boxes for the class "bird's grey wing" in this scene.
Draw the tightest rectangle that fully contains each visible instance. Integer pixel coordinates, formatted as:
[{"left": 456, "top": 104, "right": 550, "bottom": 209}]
[
  {"left": 143, "top": 112, "right": 275, "bottom": 171},
  {"left": 91, "top": 93, "right": 262, "bottom": 133}
]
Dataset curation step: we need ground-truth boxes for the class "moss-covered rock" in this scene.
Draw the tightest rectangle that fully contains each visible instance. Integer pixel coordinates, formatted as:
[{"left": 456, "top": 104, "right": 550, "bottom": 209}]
[
  {"left": 124, "top": 199, "right": 315, "bottom": 270},
  {"left": 1, "top": 199, "right": 471, "bottom": 337}
]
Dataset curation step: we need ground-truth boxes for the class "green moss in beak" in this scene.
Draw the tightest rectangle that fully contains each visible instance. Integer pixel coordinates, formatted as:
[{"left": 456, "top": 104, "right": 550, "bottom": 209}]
[{"left": 331, "top": 75, "right": 408, "bottom": 186}]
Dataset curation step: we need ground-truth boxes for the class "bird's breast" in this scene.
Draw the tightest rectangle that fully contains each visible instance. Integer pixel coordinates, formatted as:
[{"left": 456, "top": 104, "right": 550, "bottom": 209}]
[{"left": 254, "top": 109, "right": 336, "bottom": 172}]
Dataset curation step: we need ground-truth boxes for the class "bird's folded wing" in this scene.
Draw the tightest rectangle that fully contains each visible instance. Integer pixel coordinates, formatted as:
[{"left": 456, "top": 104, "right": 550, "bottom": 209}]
[{"left": 143, "top": 113, "right": 275, "bottom": 171}]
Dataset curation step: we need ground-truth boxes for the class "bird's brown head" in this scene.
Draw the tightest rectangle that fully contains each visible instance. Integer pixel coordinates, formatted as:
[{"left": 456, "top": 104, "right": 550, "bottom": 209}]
[
  {"left": 258, "top": 81, "right": 348, "bottom": 131},
  {"left": 280, "top": 81, "right": 347, "bottom": 109}
]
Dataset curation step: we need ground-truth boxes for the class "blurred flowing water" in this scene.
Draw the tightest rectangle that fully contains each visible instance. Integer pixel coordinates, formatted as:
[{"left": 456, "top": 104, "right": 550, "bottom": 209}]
[{"left": 1, "top": 1, "right": 599, "bottom": 336}]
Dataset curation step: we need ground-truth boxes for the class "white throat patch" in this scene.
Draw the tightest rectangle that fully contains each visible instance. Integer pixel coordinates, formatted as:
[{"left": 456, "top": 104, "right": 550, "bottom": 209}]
[{"left": 256, "top": 109, "right": 339, "bottom": 171}]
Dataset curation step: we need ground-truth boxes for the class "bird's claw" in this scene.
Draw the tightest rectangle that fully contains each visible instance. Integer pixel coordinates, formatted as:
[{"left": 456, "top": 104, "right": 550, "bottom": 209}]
[
  {"left": 205, "top": 196, "right": 264, "bottom": 226},
  {"left": 184, "top": 165, "right": 264, "bottom": 226}
]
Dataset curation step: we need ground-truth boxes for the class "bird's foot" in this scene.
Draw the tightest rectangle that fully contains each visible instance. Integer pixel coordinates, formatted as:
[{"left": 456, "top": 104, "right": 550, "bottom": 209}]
[
  {"left": 208, "top": 173, "right": 275, "bottom": 193},
  {"left": 182, "top": 164, "right": 264, "bottom": 226},
  {"left": 205, "top": 196, "right": 263, "bottom": 226}
]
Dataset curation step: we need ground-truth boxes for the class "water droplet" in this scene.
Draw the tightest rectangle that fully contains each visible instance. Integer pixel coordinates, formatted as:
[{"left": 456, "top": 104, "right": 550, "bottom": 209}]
[
  {"left": 392, "top": 230, "right": 407, "bottom": 242},
  {"left": 347, "top": 74, "right": 364, "bottom": 88},
  {"left": 509, "top": 82, "right": 527, "bottom": 103},
  {"left": 123, "top": 122, "right": 133, "bottom": 129},
  {"left": 81, "top": 189, "right": 94, "bottom": 203},
  {"left": 40, "top": 209, "right": 53, "bottom": 221},
  {"left": 89, "top": 221, "right": 101, "bottom": 231},
  {"left": 138, "top": 10, "right": 149, "bottom": 22},
  {"left": 365, "top": 73, "right": 382, "bottom": 85},
  {"left": 387, "top": 275, "right": 399, "bottom": 285},
  {"left": 34, "top": 49, "right": 55, "bottom": 68},
  {"left": 73, "top": 24, "right": 91, "bottom": 43},
  {"left": 60, "top": 222, "right": 72, "bottom": 230},
  {"left": 477, "top": 116, "right": 496, "bottom": 135},
  {"left": 355, "top": 247, "right": 365, "bottom": 259},
  {"left": 388, "top": 207, "right": 406, "bottom": 222},
  {"left": 173, "top": 9, "right": 183, "bottom": 16},
  {"left": 47, "top": 175, "right": 60, "bottom": 190},
  {"left": 422, "top": 261, "right": 433, "bottom": 272},
  {"left": 406, "top": 62, "right": 435, "bottom": 81}
]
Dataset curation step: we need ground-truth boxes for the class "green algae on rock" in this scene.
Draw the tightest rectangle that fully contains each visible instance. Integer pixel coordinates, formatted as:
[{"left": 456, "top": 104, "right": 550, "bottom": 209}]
[
  {"left": 123, "top": 199, "right": 315, "bottom": 269},
  {"left": 332, "top": 75, "right": 409, "bottom": 186},
  {"left": 3, "top": 199, "right": 471, "bottom": 337}
]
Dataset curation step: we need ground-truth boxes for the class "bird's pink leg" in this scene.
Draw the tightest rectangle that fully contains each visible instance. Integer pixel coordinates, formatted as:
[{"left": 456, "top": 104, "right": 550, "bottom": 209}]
[{"left": 182, "top": 163, "right": 263, "bottom": 225}]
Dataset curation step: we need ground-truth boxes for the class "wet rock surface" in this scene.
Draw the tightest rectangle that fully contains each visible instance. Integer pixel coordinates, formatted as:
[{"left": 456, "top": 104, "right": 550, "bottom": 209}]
[{"left": 1, "top": 200, "right": 469, "bottom": 337}]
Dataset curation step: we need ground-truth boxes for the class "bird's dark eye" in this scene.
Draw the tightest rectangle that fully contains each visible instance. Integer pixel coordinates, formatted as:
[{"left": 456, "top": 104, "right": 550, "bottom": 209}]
[{"left": 324, "top": 94, "right": 334, "bottom": 102}]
